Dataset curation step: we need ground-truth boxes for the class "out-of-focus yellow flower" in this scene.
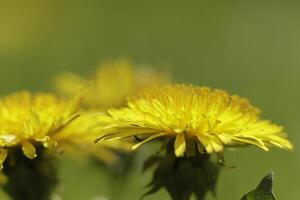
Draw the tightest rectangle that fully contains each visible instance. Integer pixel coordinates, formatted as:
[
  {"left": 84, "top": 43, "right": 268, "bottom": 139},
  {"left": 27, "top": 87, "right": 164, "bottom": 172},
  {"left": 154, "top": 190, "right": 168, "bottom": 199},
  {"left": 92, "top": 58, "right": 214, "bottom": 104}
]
[
  {"left": 53, "top": 113, "right": 133, "bottom": 165},
  {"left": 54, "top": 59, "right": 171, "bottom": 110},
  {"left": 0, "top": 91, "right": 81, "bottom": 169},
  {"left": 98, "top": 85, "right": 293, "bottom": 157}
]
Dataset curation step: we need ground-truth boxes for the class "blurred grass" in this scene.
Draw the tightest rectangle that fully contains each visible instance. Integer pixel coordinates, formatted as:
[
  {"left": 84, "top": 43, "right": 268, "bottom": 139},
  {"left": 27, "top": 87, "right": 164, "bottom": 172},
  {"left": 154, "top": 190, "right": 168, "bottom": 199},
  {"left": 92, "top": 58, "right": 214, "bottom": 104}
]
[{"left": 0, "top": 0, "right": 300, "bottom": 199}]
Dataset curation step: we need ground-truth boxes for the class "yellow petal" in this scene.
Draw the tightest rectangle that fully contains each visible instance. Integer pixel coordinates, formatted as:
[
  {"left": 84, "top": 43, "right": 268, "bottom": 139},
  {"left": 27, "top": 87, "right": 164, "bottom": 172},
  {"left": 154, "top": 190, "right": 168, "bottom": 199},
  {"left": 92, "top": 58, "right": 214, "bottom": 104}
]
[
  {"left": 217, "top": 134, "right": 232, "bottom": 144},
  {"left": 211, "top": 140, "right": 223, "bottom": 152},
  {"left": 205, "top": 144, "right": 214, "bottom": 154},
  {"left": 64, "top": 95, "right": 83, "bottom": 118},
  {"left": 197, "top": 135, "right": 212, "bottom": 153},
  {"left": 37, "top": 136, "right": 58, "bottom": 149},
  {"left": 0, "top": 149, "right": 7, "bottom": 170},
  {"left": 132, "top": 132, "right": 165, "bottom": 150},
  {"left": 22, "top": 141, "right": 37, "bottom": 159},
  {"left": 43, "top": 138, "right": 57, "bottom": 149},
  {"left": 196, "top": 141, "right": 205, "bottom": 153},
  {"left": 0, "top": 134, "right": 17, "bottom": 144},
  {"left": 174, "top": 133, "right": 186, "bottom": 157}
]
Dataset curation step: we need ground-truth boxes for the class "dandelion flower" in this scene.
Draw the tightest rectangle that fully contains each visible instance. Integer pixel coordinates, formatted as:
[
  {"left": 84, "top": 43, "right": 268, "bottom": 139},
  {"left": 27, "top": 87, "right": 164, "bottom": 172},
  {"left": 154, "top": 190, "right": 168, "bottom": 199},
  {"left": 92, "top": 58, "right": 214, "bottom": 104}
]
[
  {"left": 98, "top": 85, "right": 293, "bottom": 157},
  {"left": 53, "top": 113, "right": 133, "bottom": 165},
  {"left": 0, "top": 91, "right": 81, "bottom": 169},
  {"left": 54, "top": 59, "right": 171, "bottom": 109}
]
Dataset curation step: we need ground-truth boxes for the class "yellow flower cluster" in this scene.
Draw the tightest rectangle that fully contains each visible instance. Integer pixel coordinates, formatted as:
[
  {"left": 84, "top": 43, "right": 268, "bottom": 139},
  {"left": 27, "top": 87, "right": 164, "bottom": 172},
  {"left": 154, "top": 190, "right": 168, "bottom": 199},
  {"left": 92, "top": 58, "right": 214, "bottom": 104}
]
[
  {"left": 51, "top": 59, "right": 171, "bottom": 165},
  {"left": 98, "top": 85, "right": 293, "bottom": 157},
  {"left": 0, "top": 59, "right": 293, "bottom": 175},
  {"left": 0, "top": 59, "right": 171, "bottom": 173}
]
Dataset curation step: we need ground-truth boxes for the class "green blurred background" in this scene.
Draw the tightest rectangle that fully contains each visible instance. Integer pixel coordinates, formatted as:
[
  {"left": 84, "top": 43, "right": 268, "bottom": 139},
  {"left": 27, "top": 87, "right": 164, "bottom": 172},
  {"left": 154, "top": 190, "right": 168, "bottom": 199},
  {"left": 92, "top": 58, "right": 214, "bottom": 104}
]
[{"left": 0, "top": 0, "right": 299, "bottom": 199}]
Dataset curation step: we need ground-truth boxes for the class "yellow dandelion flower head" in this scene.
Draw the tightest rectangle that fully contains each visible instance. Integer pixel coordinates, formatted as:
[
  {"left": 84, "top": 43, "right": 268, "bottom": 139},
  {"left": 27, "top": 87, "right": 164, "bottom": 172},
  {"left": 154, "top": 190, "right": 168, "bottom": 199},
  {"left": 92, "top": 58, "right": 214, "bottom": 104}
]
[
  {"left": 53, "top": 113, "right": 133, "bottom": 165},
  {"left": 99, "top": 84, "right": 293, "bottom": 157},
  {"left": 0, "top": 91, "right": 80, "bottom": 168},
  {"left": 54, "top": 59, "right": 171, "bottom": 109}
]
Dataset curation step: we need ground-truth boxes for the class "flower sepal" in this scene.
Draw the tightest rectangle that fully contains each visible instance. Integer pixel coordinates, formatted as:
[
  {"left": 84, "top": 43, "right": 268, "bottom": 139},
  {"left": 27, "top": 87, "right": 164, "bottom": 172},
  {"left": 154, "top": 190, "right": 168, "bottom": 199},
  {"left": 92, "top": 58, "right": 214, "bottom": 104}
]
[{"left": 142, "top": 140, "right": 221, "bottom": 200}]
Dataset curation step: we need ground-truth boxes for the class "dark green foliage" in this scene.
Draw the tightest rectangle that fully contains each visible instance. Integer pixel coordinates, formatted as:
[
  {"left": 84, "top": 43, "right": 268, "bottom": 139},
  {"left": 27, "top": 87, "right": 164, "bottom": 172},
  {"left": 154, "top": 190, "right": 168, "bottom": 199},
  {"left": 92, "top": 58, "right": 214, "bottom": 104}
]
[
  {"left": 241, "top": 172, "right": 276, "bottom": 200},
  {"left": 2, "top": 147, "right": 58, "bottom": 200},
  {"left": 143, "top": 142, "right": 221, "bottom": 200}
]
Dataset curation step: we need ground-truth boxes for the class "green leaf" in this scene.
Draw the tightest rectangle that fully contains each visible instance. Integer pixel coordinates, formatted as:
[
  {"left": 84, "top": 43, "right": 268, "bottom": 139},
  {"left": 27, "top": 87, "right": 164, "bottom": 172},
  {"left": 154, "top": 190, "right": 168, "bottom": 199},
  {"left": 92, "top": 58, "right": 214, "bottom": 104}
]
[{"left": 240, "top": 172, "right": 277, "bottom": 200}]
